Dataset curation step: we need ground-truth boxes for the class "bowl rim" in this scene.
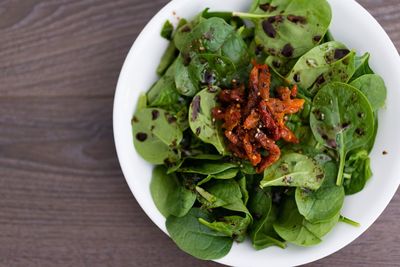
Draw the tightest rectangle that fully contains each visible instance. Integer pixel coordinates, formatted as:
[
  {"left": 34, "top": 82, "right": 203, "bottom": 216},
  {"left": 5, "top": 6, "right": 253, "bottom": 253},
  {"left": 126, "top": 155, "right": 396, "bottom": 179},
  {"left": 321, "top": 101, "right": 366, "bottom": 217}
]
[{"left": 113, "top": 0, "right": 400, "bottom": 266}]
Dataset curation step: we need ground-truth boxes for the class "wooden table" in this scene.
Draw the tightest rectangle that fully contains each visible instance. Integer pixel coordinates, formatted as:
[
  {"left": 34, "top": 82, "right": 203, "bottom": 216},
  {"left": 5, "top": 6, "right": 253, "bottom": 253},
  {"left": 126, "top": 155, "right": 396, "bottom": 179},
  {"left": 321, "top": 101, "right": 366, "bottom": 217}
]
[{"left": 0, "top": 0, "right": 399, "bottom": 266}]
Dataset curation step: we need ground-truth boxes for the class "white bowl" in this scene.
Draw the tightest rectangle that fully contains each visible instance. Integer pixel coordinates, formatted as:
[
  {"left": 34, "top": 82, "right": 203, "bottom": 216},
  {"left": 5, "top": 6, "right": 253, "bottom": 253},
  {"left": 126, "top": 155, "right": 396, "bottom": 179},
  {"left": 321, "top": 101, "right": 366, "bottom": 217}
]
[{"left": 113, "top": 0, "right": 400, "bottom": 266}]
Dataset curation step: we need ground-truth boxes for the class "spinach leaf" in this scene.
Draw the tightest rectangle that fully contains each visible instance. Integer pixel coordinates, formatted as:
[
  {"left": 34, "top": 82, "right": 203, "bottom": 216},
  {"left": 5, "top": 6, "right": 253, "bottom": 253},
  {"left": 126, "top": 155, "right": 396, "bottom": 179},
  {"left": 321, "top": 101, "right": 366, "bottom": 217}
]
[
  {"left": 283, "top": 125, "right": 328, "bottom": 159},
  {"left": 166, "top": 208, "right": 233, "bottom": 260},
  {"left": 161, "top": 20, "right": 174, "bottom": 40},
  {"left": 266, "top": 55, "right": 297, "bottom": 78},
  {"left": 167, "top": 154, "right": 224, "bottom": 174},
  {"left": 157, "top": 19, "right": 188, "bottom": 75},
  {"left": 248, "top": 187, "right": 286, "bottom": 249},
  {"left": 136, "top": 93, "right": 147, "bottom": 112},
  {"left": 156, "top": 42, "right": 178, "bottom": 76},
  {"left": 295, "top": 162, "right": 344, "bottom": 223},
  {"left": 132, "top": 108, "right": 182, "bottom": 164},
  {"left": 175, "top": 17, "right": 249, "bottom": 66},
  {"left": 196, "top": 180, "right": 250, "bottom": 215},
  {"left": 198, "top": 168, "right": 239, "bottom": 186},
  {"left": 173, "top": 17, "right": 249, "bottom": 96},
  {"left": 310, "top": 82, "right": 375, "bottom": 185},
  {"left": 178, "top": 161, "right": 237, "bottom": 175},
  {"left": 350, "top": 52, "right": 374, "bottom": 82},
  {"left": 238, "top": 174, "right": 250, "bottom": 206},
  {"left": 189, "top": 88, "right": 227, "bottom": 154},
  {"left": 199, "top": 214, "right": 252, "bottom": 242},
  {"left": 260, "top": 153, "right": 325, "bottom": 190},
  {"left": 148, "top": 61, "right": 185, "bottom": 112},
  {"left": 350, "top": 74, "right": 387, "bottom": 111},
  {"left": 174, "top": 53, "right": 240, "bottom": 96},
  {"left": 240, "top": 0, "right": 331, "bottom": 58},
  {"left": 150, "top": 166, "right": 196, "bottom": 217},
  {"left": 339, "top": 215, "right": 360, "bottom": 227},
  {"left": 343, "top": 150, "right": 372, "bottom": 195},
  {"left": 287, "top": 41, "right": 356, "bottom": 95},
  {"left": 350, "top": 74, "right": 386, "bottom": 151},
  {"left": 273, "top": 197, "right": 340, "bottom": 246}
]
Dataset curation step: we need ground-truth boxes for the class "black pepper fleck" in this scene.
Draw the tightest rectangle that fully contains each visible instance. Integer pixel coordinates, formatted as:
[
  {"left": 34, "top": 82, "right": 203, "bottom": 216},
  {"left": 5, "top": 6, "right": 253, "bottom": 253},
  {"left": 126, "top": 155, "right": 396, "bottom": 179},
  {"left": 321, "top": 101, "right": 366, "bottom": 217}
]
[
  {"left": 287, "top": 15, "right": 307, "bottom": 24},
  {"left": 136, "top": 132, "right": 148, "bottom": 142},
  {"left": 262, "top": 20, "right": 276, "bottom": 38},
  {"left": 334, "top": 49, "right": 350, "bottom": 60},
  {"left": 313, "top": 35, "right": 322, "bottom": 42},
  {"left": 151, "top": 110, "right": 159, "bottom": 120},
  {"left": 191, "top": 95, "right": 201, "bottom": 121},
  {"left": 281, "top": 43, "right": 294, "bottom": 57}
]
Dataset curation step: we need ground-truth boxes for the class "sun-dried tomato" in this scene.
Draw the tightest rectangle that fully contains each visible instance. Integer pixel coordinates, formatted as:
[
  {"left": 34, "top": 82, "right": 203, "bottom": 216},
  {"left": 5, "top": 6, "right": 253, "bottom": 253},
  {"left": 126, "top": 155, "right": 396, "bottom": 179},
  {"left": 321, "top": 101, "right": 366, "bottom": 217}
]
[{"left": 213, "top": 62, "right": 305, "bottom": 173}]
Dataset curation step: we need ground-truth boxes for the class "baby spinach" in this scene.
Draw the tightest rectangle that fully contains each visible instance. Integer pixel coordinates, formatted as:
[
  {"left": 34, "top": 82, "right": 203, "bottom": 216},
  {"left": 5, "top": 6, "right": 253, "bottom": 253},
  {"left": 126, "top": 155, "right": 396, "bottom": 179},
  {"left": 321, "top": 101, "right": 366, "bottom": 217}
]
[
  {"left": 350, "top": 52, "right": 374, "bottom": 82},
  {"left": 295, "top": 162, "right": 344, "bottom": 223},
  {"left": 242, "top": 0, "right": 331, "bottom": 58},
  {"left": 157, "top": 19, "right": 188, "bottom": 75},
  {"left": 266, "top": 55, "right": 297, "bottom": 77},
  {"left": 174, "top": 53, "right": 241, "bottom": 96},
  {"left": 132, "top": 108, "right": 183, "bottom": 164},
  {"left": 196, "top": 180, "right": 250, "bottom": 215},
  {"left": 238, "top": 174, "right": 250, "bottom": 206},
  {"left": 260, "top": 153, "right": 325, "bottom": 190},
  {"left": 175, "top": 17, "right": 249, "bottom": 66},
  {"left": 199, "top": 214, "right": 252, "bottom": 242},
  {"left": 166, "top": 208, "right": 233, "bottom": 260},
  {"left": 161, "top": 20, "right": 174, "bottom": 40},
  {"left": 248, "top": 186, "right": 286, "bottom": 249},
  {"left": 167, "top": 154, "right": 224, "bottom": 174},
  {"left": 148, "top": 61, "right": 185, "bottom": 112},
  {"left": 189, "top": 88, "right": 227, "bottom": 154},
  {"left": 178, "top": 161, "right": 237, "bottom": 175},
  {"left": 350, "top": 74, "right": 386, "bottom": 151},
  {"left": 197, "top": 168, "right": 239, "bottom": 186},
  {"left": 310, "top": 82, "right": 375, "bottom": 185},
  {"left": 343, "top": 150, "right": 372, "bottom": 195},
  {"left": 273, "top": 197, "right": 340, "bottom": 246},
  {"left": 350, "top": 74, "right": 387, "bottom": 111},
  {"left": 173, "top": 17, "right": 249, "bottom": 96},
  {"left": 156, "top": 42, "right": 178, "bottom": 76},
  {"left": 287, "top": 41, "right": 356, "bottom": 95},
  {"left": 150, "top": 166, "right": 196, "bottom": 217}
]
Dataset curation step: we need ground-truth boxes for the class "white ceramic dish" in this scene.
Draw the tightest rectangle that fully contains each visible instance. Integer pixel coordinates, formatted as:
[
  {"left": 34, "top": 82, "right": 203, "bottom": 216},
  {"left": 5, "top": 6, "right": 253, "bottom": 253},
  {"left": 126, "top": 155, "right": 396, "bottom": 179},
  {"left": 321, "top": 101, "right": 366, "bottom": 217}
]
[{"left": 113, "top": 0, "right": 400, "bottom": 266}]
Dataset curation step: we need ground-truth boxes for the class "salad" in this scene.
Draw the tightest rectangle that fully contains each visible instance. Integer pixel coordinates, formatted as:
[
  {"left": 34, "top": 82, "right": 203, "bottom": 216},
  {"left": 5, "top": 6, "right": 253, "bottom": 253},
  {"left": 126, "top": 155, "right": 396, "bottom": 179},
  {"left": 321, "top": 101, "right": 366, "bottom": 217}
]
[{"left": 131, "top": 0, "right": 387, "bottom": 260}]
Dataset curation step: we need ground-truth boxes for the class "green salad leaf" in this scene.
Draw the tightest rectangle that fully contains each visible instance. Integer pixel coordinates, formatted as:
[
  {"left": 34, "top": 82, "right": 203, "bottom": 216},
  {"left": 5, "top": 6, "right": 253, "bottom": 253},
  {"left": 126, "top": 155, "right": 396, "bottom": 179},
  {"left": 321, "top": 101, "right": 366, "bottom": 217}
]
[
  {"left": 245, "top": 0, "right": 331, "bottom": 58},
  {"left": 260, "top": 153, "right": 325, "bottom": 190},
  {"left": 132, "top": 108, "right": 183, "bottom": 164},
  {"left": 248, "top": 186, "right": 286, "bottom": 249},
  {"left": 151, "top": 166, "right": 196, "bottom": 217},
  {"left": 343, "top": 150, "right": 372, "bottom": 195},
  {"left": 295, "top": 162, "right": 344, "bottom": 223},
  {"left": 350, "top": 52, "right": 374, "bottom": 81},
  {"left": 273, "top": 197, "right": 340, "bottom": 246},
  {"left": 189, "top": 88, "right": 227, "bottom": 154},
  {"left": 287, "top": 41, "right": 356, "bottom": 95},
  {"left": 310, "top": 82, "right": 375, "bottom": 185},
  {"left": 166, "top": 208, "right": 233, "bottom": 260},
  {"left": 350, "top": 74, "right": 387, "bottom": 111}
]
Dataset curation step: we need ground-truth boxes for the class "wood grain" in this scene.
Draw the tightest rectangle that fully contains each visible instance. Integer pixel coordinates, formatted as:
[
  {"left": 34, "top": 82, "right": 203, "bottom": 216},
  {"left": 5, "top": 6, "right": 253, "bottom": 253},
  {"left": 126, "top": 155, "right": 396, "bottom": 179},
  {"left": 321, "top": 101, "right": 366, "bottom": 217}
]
[{"left": 0, "top": 0, "right": 399, "bottom": 266}]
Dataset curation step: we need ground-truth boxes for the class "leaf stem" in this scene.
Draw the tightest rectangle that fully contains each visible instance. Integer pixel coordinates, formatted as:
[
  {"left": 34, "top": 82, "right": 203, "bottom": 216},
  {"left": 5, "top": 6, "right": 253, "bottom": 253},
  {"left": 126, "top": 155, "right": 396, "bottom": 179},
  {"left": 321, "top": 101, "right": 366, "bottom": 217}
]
[
  {"left": 336, "top": 135, "right": 346, "bottom": 186},
  {"left": 232, "top": 12, "right": 270, "bottom": 19},
  {"left": 343, "top": 173, "right": 352, "bottom": 179},
  {"left": 339, "top": 215, "right": 360, "bottom": 227}
]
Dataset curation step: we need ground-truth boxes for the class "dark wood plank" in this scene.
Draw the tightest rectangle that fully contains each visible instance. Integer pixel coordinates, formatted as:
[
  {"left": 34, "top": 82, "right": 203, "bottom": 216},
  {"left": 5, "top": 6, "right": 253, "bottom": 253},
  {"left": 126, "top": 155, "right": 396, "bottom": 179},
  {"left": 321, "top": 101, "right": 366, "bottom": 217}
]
[{"left": 0, "top": 0, "right": 398, "bottom": 266}]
